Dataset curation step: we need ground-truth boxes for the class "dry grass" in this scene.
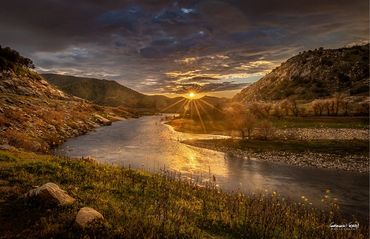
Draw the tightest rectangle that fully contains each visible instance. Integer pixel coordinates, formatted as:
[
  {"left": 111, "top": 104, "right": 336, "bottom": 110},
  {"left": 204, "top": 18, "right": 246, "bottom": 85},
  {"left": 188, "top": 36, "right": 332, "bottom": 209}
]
[{"left": 0, "top": 149, "right": 368, "bottom": 239}]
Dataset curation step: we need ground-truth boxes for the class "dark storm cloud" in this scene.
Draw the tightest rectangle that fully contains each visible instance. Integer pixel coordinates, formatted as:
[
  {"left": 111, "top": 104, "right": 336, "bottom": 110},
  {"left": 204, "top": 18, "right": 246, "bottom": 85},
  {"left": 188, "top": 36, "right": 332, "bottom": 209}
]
[{"left": 0, "top": 0, "right": 368, "bottom": 95}]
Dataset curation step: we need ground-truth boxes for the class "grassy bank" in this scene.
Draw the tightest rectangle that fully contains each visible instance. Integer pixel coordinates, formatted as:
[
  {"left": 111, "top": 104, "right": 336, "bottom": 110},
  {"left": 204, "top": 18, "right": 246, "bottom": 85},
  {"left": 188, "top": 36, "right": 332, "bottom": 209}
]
[
  {"left": 166, "top": 116, "right": 369, "bottom": 135},
  {"left": 272, "top": 117, "right": 369, "bottom": 129},
  {"left": 0, "top": 149, "right": 368, "bottom": 238},
  {"left": 184, "top": 139, "right": 369, "bottom": 156}
]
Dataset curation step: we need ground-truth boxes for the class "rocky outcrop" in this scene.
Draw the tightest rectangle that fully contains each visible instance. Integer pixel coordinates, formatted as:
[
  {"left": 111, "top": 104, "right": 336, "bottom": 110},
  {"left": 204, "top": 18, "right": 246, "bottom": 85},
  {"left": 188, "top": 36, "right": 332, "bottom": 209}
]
[
  {"left": 0, "top": 71, "right": 66, "bottom": 99},
  {"left": 25, "top": 182, "right": 75, "bottom": 206},
  {"left": 234, "top": 44, "right": 369, "bottom": 102},
  {"left": 75, "top": 207, "right": 104, "bottom": 228}
]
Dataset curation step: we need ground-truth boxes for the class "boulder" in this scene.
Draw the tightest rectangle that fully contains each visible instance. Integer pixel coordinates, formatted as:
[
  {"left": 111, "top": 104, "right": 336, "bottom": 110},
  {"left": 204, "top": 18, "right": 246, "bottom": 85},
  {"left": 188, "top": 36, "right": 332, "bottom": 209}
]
[
  {"left": 75, "top": 207, "right": 104, "bottom": 228},
  {"left": 25, "top": 182, "right": 75, "bottom": 206},
  {"left": 93, "top": 114, "right": 112, "bottom": 126}
]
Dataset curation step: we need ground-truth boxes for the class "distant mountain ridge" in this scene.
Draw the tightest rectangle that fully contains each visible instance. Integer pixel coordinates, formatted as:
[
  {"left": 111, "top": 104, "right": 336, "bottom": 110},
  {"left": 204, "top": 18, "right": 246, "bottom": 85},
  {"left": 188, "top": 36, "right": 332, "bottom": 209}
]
[
  {"left": 42, "top": 73, "right": 184, "bottom": 112},
  {"left": 233, "top": 44, "right": 369, "bottom": 102}
]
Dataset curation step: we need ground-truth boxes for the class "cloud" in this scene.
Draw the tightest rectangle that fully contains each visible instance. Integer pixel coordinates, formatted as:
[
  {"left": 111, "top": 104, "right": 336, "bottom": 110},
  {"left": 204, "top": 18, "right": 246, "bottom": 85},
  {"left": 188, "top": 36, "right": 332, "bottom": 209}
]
[{"left": 0, "top": 0, "right": 368, "bottom": 95}]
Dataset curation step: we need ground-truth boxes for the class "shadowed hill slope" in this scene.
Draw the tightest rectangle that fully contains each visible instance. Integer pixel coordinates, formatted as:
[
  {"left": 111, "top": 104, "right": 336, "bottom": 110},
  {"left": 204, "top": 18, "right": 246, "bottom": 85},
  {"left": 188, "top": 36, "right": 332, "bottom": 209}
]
[{"left": 42, "top": 73, "right": 184, "bottom": 112}]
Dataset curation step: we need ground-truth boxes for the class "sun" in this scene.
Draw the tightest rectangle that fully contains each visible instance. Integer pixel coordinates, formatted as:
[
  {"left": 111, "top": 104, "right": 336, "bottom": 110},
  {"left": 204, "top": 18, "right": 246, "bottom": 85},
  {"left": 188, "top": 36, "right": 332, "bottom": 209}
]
[{"left": 188, "top": 92, "right": 196, "bottom": 99}]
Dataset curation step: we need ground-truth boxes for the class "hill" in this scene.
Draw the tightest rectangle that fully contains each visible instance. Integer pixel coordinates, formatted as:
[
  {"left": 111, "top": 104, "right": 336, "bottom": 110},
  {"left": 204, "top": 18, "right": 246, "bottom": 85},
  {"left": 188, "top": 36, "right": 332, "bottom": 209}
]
[
  {"left": 233, "top": 44, "right": 369, "bottom": 102},
  {"left": 0, "top": 46, "right": 130, "bottom": 152},
  {"left": 42, "top": 73, "right": 184, "bottom": 112}
]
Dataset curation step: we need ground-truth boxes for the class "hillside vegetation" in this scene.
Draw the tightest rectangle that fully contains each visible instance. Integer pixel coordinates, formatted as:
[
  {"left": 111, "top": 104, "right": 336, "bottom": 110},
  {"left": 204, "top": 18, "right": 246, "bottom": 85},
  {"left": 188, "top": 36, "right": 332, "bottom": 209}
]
[{"left": 234, "top": 44, "right": 369, "bottom": 102}]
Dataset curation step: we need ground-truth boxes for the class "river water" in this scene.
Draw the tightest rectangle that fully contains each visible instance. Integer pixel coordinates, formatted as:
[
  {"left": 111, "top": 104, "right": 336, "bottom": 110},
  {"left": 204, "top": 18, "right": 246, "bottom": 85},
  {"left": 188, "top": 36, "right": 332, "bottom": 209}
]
[{"left": 57, "top": 116, "right": 369, "bottom": 220}]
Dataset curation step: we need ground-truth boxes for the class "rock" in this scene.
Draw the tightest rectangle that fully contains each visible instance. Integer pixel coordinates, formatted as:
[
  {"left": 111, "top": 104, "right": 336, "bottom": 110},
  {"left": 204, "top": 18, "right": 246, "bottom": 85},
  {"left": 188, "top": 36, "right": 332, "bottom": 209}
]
[
  {"left": 25, "top": 182, "right": 75, "bottom": 206},
  {"left": 93, "top": 114, "right": 112, "bottom": 126},
  {"left": 80, "top": 156, "right": 97, "bottom": 163},
  {"left": 75, "top": 207, "right": 104, "bottom": 228}
]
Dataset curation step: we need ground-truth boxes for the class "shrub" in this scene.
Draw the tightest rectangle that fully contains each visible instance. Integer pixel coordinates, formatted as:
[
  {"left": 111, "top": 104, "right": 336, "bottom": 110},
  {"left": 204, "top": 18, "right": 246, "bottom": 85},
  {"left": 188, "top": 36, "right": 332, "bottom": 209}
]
[
  {"left": 0, "top": 45, "right": 34, "bottom": 70},
  {"left": 2, "top": 129, "right": 44, "bottom": 151}
]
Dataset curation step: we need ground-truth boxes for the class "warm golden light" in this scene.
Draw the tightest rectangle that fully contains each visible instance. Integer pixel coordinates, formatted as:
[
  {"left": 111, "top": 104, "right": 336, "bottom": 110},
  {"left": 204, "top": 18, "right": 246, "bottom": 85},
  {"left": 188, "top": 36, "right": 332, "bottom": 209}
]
[{"left": 188, "top": 92, "right": 196, "bottom": 98}]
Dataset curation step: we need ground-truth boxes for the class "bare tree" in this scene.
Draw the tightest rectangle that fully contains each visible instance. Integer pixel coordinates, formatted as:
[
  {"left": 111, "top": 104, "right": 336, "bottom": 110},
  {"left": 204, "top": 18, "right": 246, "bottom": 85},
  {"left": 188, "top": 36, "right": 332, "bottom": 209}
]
[
  {"left": 248, "top": 102, "right": 267, "bottom": 119},
  {"left": 342, "top": 99, "right": 350, "bottom": 115},
  {"left": 312, "top": 100, "right": 325, "bottom": 116},
  {"left": 224, "top": 102, "right": 247, "bottom": 139},
  {"left": 259, "top": 120, "right": 275, "bottom": 140},
  {"left": 323, "top": 100, "right": 331, "bottom": 116},
  {"left": 272, "top": 103, "right": 284, "bottom": 118},
  {"left": 280, "top": 100, "right": 290, "bottom": 116},
  {"left": 288, "top": 98, "right": 300, "bottom": 117},
  {"left": 224, "top": 103, "right": 256, "bottom": 139},
  {"left": 244, "top": 112, "right": 257, "bottom": 139}
]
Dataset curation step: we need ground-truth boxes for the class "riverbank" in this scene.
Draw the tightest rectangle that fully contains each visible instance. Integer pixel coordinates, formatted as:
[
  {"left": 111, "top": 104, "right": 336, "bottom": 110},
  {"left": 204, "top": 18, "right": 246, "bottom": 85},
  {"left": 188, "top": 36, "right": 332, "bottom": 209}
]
[
  {"left": 183, "top": 139, "right": 369, "bottom": 173},
  {"left": 167, "top": 118, "right": 369, "bottom": 140},
  {"left": 0, "top": 92, "right": 135, "bottom": 153},
  {"left": 0, "top": 148, "right": 368, "bottom": 238}
]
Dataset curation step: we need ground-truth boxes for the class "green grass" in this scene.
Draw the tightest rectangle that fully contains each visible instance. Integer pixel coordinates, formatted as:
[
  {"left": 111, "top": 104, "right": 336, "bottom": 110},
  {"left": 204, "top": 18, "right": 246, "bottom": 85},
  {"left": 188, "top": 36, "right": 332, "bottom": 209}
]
[
  {"left": 167, "top": 117, "right": 369, "bottom": 136},
  {"left": 0, "top": 150, "right": 368, "bottom": 238},
  {"left": 271, "top": 117, "right": 369, "bottom": 129},
  {"left": 185, "top": 139, "right": 369, "bottom": 156}
]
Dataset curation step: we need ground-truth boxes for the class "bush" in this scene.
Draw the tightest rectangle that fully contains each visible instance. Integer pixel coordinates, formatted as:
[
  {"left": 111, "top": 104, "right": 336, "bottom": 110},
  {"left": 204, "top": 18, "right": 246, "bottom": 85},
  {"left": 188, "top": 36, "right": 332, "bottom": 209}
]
[
  {"left": 2, "top": 129, "right": 45, "bottom": 151},
  {"left": 0, "top": 45, "right": 34, "bottom": 70}
]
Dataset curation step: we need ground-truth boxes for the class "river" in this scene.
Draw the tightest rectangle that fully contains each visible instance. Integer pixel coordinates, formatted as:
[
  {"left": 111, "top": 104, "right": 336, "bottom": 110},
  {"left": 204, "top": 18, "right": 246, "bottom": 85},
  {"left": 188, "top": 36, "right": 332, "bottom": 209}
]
[{"left": 57, "top": 116, "right": 369, "bottom": 220}]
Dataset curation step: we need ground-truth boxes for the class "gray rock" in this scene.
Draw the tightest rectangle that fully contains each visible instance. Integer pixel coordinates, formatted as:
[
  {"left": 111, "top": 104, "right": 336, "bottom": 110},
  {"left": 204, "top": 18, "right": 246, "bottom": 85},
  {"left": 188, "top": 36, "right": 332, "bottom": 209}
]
[
  {"left": 75, "top": 207, "right": 104, "bottom": 228},
  {"left": 25, "top": 182, "right": 75, "bottom": 206}
]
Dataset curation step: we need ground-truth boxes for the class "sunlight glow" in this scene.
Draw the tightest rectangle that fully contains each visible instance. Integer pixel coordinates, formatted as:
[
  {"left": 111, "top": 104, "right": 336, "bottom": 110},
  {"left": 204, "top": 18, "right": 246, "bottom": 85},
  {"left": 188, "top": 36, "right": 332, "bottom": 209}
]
[{"left": 188, "top": 92, "right": 196, "bottom": 99}]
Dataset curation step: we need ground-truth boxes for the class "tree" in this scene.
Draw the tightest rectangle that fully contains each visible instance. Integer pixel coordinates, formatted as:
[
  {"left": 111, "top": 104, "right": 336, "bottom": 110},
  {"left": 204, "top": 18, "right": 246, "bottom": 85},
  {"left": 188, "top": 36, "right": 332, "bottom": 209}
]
[
  {"left": 272, "top": 103, "right": 284, "bottom": 118},
  {"left": 244, "top": 113, "right": 257, "bottom": 139},
  {"left": 288, "top": 98, "right": 299, "bottom": 117},
  {"left": 342, "top": 99, "right": 350, "bottom": 116},
  {"left": 224, "top": 103, "right": 256, "bottom": 139},
  {"left": 333, "top": 93, "right": 345, "bottom": 116},
  {"left": 312, "top": 100, "right": 325, "bottom": 116},
  {"left": 280, "top": 100, "right": 290, "bottom": 116},
  {"left": 259, "top": 120, "right": 275, "bottom": 140},
  {"left": 224, "top": 103, "right": 246, "bottom": 138},
  {"left": 248, "top": 102, "right": 267, "bottom": 119},
  {"left": 0, "top": 45, "right": 35, "bottom": 70}
]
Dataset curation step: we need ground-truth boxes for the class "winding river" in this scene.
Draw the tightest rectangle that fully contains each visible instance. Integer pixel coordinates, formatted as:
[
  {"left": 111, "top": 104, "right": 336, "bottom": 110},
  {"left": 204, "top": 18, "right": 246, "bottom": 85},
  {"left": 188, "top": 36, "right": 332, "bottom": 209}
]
[{"left": 57, "top": 116, "right": 369, "bottom": 220}]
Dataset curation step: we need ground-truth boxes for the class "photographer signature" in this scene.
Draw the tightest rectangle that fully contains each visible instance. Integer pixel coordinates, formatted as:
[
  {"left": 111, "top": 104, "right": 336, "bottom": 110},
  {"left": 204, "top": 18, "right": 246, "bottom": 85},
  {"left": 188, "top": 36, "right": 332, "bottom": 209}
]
[{"left": 330, "top": 222, "right": 359, "bottom": 230}]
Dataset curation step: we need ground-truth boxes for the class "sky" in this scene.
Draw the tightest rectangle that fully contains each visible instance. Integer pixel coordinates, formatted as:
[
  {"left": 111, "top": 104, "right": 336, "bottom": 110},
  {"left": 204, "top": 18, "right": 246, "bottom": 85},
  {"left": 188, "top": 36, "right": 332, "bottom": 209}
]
[{"left": 0, "top": 0, "right": 368, "bottom": 98}]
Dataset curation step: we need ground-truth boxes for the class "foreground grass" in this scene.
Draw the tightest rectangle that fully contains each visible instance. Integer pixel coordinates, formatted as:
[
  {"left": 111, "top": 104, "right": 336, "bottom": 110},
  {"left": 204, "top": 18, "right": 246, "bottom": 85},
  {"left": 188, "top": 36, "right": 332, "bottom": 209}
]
[
  {"left": 0, "top": 150, "right": 368, "bottom": 239},
  {"left": 184, "top": 139, "right": 369, "bottom": 156}
]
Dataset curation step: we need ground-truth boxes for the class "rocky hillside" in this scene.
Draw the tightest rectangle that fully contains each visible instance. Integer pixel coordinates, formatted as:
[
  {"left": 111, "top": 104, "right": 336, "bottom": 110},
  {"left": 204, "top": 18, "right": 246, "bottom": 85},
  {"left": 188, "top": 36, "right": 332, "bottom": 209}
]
[
  {"left": 0, "top": 46, "right": 131, "bottom": 152},
  {"left": 234, "top": 44, "right": 369, "bottom": 102},
  {"left": 42, "top": 73, "right": 184, "bottom": 112}
]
